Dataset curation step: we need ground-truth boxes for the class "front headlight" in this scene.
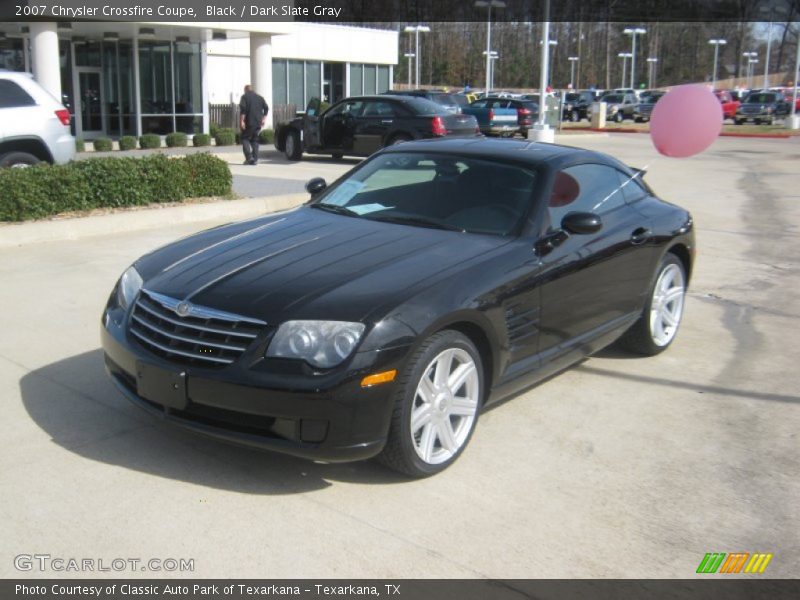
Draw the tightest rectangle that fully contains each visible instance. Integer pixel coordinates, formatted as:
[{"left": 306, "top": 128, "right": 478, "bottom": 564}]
[
  {"left": 266, "top": 320, "right": 366, "bottom": 368},
  {"left": 116, "top": 266, "right": 143, "bottom": 310}
]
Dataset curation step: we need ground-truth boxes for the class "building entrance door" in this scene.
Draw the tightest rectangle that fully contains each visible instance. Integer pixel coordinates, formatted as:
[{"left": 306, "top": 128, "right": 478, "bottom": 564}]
[{"left": 75, "top": 67, "right": 105, "bottom": 138}]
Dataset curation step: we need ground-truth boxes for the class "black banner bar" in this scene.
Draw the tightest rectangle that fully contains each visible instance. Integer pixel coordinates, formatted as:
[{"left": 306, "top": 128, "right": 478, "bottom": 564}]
[
  {"left": 0, "top": 0, "right": 795, "bottom": 22},
  {"left": 4, "top": 580, "right": 800, "bottom": 600}
]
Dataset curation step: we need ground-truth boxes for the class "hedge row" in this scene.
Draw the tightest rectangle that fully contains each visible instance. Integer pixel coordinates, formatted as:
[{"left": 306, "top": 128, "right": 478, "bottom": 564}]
[{"left": 0, "top": 153, "right": 232, "bottom": 222}]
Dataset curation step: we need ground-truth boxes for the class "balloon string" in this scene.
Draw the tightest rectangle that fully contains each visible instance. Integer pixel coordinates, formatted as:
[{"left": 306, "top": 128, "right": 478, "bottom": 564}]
[{"left": 591, "top": 162, "right": 654, "bottom": 212}]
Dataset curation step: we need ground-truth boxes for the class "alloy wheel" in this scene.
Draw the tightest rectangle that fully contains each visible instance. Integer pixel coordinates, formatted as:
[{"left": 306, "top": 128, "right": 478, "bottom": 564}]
[
  {"left": 649, "top": 263, "right": 685, "bottom": 346},
  {"left": 410, "top": 347, "right": 479, "bottom": 465}
]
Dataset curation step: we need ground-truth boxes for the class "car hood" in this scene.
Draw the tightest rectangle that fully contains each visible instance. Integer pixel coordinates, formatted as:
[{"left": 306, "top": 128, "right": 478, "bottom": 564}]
[{"left": 135, "top": 206, "right": 512, "bottom": 324}]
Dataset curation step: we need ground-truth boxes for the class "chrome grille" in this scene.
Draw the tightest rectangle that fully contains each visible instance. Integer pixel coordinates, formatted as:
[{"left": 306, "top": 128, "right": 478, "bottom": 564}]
[{"left": 129, "top": 290, "right": 265, "bottom": 368}]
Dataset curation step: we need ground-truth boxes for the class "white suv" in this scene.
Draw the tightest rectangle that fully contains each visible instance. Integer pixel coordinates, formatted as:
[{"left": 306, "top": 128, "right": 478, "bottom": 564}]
[{"left": 0, "top": 70, "right": 75, "bottom": 167}]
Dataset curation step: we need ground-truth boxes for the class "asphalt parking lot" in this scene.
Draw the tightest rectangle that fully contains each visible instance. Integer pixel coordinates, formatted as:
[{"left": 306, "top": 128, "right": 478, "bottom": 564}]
[{"left": 1, "top": 134, "right": 798, "bottom": 579}]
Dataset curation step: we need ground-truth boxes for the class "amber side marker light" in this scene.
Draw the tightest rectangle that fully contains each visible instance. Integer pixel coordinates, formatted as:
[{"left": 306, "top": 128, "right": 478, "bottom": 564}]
[{"left": 361, "top": 370, "right": 397, "bottom": 388}]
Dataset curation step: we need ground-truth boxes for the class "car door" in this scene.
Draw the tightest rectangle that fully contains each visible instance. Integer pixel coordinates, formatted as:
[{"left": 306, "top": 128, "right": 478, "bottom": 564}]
[
  {"left": 536, "top": 163, "right": 655, "bottom": 363},
  {"left": 353, "top": 100, "right": 397, "bottom": 155},
  {"left": 321, "top": 99, "right": 363, "bottom": 152},
  {"left": 302, "top": 98, "right": 322, "bottom": 148}
]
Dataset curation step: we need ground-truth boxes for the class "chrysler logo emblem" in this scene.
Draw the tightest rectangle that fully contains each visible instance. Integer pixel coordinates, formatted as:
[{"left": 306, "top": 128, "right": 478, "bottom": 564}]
[{"left": 175, "top": 301, "right": 192, "bottom": 317}]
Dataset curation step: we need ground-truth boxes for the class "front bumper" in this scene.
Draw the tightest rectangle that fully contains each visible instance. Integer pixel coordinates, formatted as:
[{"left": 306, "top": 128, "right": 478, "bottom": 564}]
[{"left": 101, "top": 312, "right": 409, "bottom": 463}]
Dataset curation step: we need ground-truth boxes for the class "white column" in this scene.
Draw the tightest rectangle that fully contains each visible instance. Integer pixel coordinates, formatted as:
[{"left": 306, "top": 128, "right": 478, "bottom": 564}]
[
  {"left": 29, "top": 22, "right": 61, "bottom": 102},
  {"left": 250, "top": 33, "right": 273, "bottom": 129},
  {"left": 201, "top": 40, "right": 210, "bottom": 134}
]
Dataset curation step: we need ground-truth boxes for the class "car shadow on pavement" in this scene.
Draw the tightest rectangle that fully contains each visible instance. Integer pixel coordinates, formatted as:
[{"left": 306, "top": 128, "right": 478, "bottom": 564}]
[
  {"left": 19, "top": 349, "right": 413, "bottom": 493},
  {"left": 256, "top": 153, "right": 361, "bottom": 167}
]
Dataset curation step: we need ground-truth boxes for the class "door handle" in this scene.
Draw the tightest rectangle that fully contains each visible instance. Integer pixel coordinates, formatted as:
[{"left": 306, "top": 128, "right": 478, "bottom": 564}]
[
  {"left": 630, "top": 227, "right": 652, "bottom": 245},
  {"left": 381, "top": 119, "right": 393, "bottom": 124}
]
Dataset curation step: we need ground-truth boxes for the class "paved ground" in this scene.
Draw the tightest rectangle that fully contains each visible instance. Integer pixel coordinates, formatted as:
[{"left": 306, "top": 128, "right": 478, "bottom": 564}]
[{"left": 1, "top": 134, "right": 798, "bottom": 579}]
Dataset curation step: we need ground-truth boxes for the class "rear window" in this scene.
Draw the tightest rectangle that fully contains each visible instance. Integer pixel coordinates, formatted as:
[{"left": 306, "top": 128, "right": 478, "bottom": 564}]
[
  {"left": 0, "top": 79, "right": 36, "bottom": 108},
  {"left": 403, "top": 97, "right": 449, "bottom": 115}
]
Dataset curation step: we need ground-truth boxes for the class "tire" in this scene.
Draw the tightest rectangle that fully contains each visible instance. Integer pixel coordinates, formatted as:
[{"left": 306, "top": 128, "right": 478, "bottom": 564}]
[
  {"left": 331, "top": 152, "right": 344, "bottom": 160},
  {"left": 634, "top": 117, "right": 643, "bottom": 123},
  {"left": 617, "top": 253, "right": 687, "bottom": 356},
  {"left": 570, "top": 109, "right": 579, "bottom": 122},
  {"left": 614, "top": 112, "right": 623, "bottom": 123},
  {"left": 387, "top": 133, "right": 412, "bottom": 147},
  {"left": 284, "top": 129, "right": 302, "bottom": 161},
  {"left": 734, "top": 119, "right": 743, "bottom": 125},
  {"left": 376, "top": 330, "right": 483, "bottom": 478},
  {"left": 0, "top": 151, "right": 41, "bottom": 168},
  {"left": 754, "top": 119, "right": 761, "bottom": 125}
]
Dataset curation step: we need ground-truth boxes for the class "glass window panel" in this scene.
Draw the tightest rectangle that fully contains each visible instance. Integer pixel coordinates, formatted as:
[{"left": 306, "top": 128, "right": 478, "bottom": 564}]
[
  {"left": 272, "top": 59, "right": 287, "bottom": 106},
  {"left": 174, "top": 41, "right": 201, "bottom": 114},
  {"left": 0, "top": 37, "right": 25, "bottom": 71},
  {"left": 102, "top": 42, "right": 120, "bottom": 137},
  {"left": 118, "top": 42, "right": 135, "bottom": 135},
  {"left": 176, "top": 115, "right": 203, "bottom": 134},
  {"left": 349, "top": 63, "right": 363, "bottom": 96},
  {"left": 288, "top": 60, "right": 304, "bottom": 108},
  {"left": 364, "top": 64, "right": 376, "bottom": 95},
  {"left": 141, "top": 115, "right": 172, "bottom": 135},
  {"left": 74, "top": 41, "right": 101, "bottom": 67},
  {"left": 305, "top": 61, "right": 321, "bottom": 106},
  {"left": 138, "top": 41, "right": 173, "bottom": 114},
  {"left": 377, "top": 65, "right": 390, "bottom": 93}
]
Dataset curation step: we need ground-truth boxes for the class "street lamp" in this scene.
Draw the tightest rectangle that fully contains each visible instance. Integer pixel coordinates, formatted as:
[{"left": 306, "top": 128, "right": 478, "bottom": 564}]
[
  {"left": 646, "top": 57, "right": 658, "bottom": 89},
  {"left": 748, "top": 58, "right": 759, "bottom": 90},
  {"left": 618, "top": 52, "right": 632, "bottom": 88},
  {"left": 403, "top": 53, "right": 415, "bottom": 88},
  {"left": 475, "top": 1, "right": 505, "bottom": 95},
  {"left": 540, "top": 39, "right": 558, "bottom": 87},
  {"left": 483, "top": 50, "right": 499, "bottom": 91},
  {"left": 568, "top": 56, "right": 579, "bottom": 89},
  {"left": 403, "top": 25, "right": 430, "bottom": 89},
  {"left": 623, "top": 27, "right": 646, "bottom": 89},
  {"left": 742, "top": 51, "right": 757, "bottom": 89},
  {"left": 708, "top": 39, "right": 727, "bottom": 89}
]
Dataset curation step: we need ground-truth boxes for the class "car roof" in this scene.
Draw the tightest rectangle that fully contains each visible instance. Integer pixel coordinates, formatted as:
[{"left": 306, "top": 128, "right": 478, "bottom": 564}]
[{"left": 380, "top": 137, "right": 621, "bottom": 171}]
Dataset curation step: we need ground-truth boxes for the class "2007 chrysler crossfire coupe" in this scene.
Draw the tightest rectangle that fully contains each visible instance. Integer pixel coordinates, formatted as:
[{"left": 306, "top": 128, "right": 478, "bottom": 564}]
[{"left": 102, "top": 138, "right": 694, "bottom": 477}]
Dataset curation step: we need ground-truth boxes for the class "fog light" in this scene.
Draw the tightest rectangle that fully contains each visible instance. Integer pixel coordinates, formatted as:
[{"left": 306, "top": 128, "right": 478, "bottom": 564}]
[{"left": 360, "top": 369, "right": 397, "bottom": 388}]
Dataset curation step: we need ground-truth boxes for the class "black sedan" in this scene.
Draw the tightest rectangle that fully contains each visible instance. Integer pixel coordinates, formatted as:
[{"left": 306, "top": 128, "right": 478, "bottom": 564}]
[
  {"left": 275, "top": 95, "right": 479, "bottom": 161},
  {"left": 102, "top": 138, "right": 695, "bottom": 477}
]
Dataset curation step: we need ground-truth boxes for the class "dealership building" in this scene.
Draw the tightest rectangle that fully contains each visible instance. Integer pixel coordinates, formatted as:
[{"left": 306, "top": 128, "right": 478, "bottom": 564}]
[{"left": 0, "top": 21, "right": 397, "bottom": 138}]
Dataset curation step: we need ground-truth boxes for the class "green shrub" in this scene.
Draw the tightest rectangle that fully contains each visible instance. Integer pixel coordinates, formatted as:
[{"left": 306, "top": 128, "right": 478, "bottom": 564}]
[
  {"left": 166, "top": 132, "right": 188, "bottom": 147},
  {"left": 258, "top": 129, "right": 275, "bottom": 144},
  {"left": 93, "top": 138, "right": 113, "bottom": 152},
  {"left": 210, "top": 123, "right": 219, "bottom": 138},
  {"left": 192, "top": 133, "right": 212, "bottom": 147},
  {"left": 214, "top": 127, "right": 237, "bottom": 146},
  {"left": 75, "top": 139, "right": 85, "bottom": 153},
  {"left": 118, "top": 136, "right": 137, "bottom": 151},
  {"left": 0, "top": 153, "right": 232, "bottom": 222},
  {"left": 139, "top": 134, "right": 162, "bottom": 149}
]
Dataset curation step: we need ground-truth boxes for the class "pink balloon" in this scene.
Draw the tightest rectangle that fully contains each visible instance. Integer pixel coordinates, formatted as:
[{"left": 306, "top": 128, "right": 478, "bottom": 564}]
[{"left": 650, "top": 84, "right": 723, "bottom": 158}]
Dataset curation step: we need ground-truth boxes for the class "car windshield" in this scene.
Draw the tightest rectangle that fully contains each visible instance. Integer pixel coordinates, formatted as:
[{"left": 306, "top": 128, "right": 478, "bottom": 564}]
[
  {"left": 604, "top": 94, "right": 623, "bottom": 103},
  {"left": 744, "top": 93, "right": 776, "bottom": 103},
  {"left": 311, "top": 152, "right": 537, "bottom": 236}
]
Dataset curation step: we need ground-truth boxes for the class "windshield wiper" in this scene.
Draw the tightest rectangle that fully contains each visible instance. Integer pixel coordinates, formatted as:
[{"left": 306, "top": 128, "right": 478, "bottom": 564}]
[
  {"left": 366, "top": 214, "right": 465, "bottom": 232},
  {"left": 310, "top": 203, "right": 361, "bottom": 218}
]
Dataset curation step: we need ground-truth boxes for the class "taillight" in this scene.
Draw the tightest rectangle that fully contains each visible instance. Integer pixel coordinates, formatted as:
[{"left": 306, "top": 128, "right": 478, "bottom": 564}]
[
  {"left": 488, "top": 109, "right": 494, "bottom": 121},
  {"left": 518, "top": 108, "right": 532, "bottom": 116},
  {"left": 55, "top": 109, "right": 71, "bottom": 126},
  {"left": 431, "top": 116, "right": 447, "bottom": 136}
]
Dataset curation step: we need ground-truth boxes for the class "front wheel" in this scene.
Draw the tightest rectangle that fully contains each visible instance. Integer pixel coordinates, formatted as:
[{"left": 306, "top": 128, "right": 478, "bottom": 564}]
[
  {"left": 617, "top": 253, "right": 687, "bottom": 356},
  {"left": 284, "top": 130, "right": 302, "bottom": 161},
  {"left": 377, "top": 330, "right": 483, "bottom": 477},
  {"left": 0, "top": 151, "right": 41, "bottom": 168},
  {"left": 614, "top": 112, "right": 623, "bottom": 123}
]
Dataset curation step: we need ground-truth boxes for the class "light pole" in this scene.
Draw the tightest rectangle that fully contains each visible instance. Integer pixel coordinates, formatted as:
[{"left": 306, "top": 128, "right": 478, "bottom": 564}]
[
  {"left": 403, "top": 25, "right": 430, "bottom": 89},
  {"left": 708, "top": 39, "right": 727, "bottom": 89},
  {"left": 618, "top": 52, "right": 632, "bottom": 88},
  {"left": 483, "top": 50, "right": 499, "bottom": 91},
  {"left": 748, "top": 58, "right": 759, "bottom": 90},
  {"left": 742, "top": 51, "right": 757, "bottom": 88},
  {"left": 568, "top": 56, "right": 579, "bottom": 88},
  {"left": 761, "top": 5, "right": 774, "bottom": 89},
  {"left": 646, "top": 57, "right": 658, "bottom": 89},
  {"left": 623, "top": 27, "right": 646, "bottom": 89},
  {"left": 403, "top": 53, "right": 415, "bottom": 88},
  {"left": 540, "top": 39, "right": 558, "bottom": 87},
  {"left": 475, "top": 1, "right": 505, "bottom": 95}
]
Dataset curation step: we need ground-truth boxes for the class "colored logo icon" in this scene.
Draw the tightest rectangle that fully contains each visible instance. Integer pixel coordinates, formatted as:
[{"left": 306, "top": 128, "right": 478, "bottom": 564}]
[{"left": 696, "top": 552, "right": 773, "bottom": 574}]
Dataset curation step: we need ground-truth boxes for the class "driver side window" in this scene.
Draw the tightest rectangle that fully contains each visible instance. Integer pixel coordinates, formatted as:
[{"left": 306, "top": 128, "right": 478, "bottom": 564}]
[
  {"left": 327, "top": 100, "right": 364, "bottom": 117},
  {"left": 548, "top": 164, "right": 626, "bottom": 230}
]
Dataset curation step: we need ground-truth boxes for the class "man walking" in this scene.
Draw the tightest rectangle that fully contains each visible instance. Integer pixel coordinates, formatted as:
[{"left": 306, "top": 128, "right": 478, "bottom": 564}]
[{"left": 239, "top": 84, "right": 269, "bottom": 165}]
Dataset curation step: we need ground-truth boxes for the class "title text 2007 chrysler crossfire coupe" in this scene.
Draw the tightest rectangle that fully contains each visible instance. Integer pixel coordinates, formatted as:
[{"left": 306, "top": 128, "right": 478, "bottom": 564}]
[{"left": 102, "top": 138, "right": 694, "bottom": 477}]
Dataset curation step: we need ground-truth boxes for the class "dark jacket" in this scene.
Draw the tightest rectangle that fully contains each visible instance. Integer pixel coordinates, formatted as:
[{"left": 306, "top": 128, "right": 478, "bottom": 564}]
[{"left": 239, "top": 91, "right": 269, "bottom": 128}]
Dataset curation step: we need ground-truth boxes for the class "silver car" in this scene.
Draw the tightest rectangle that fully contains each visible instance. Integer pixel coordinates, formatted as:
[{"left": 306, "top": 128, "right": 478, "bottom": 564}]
[{"left": 0, "top": 70, "right": 75, "bottom": 167}]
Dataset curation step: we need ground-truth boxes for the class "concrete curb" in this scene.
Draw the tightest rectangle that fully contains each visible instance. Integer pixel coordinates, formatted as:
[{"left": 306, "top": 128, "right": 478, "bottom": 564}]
[{"left": 0, "top": 193, "right": 307, "bottom": 248}]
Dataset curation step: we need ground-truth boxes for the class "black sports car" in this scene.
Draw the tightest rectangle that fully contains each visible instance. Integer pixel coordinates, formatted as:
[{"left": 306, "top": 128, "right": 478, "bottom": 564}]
[{"left": 102, "top": 138, "right": 695, "bottom": 477}]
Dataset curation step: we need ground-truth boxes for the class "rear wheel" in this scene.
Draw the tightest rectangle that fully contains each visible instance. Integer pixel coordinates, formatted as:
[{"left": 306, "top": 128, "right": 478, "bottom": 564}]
[
  {"left": 0, "top": 151, "right": 41, "bottom": 168},
  {"left": 377, "top": 330, "right": 483, "bottom": 478},
  {"left": 617, "top": 253, "right": 686, "bottom": 356},
  {"left": 614, "top": 112, "right": 623, "bottom": 123},
  {"left": 734, "top": 119, "right": 743, "bottom": 125},
  {"left": 570, "top": 109, "right": 580, "bottom": 122},
  {"left": 284, "top": 130, "right": 302, "bottom": 161},
  {"left": 331, "top": 152, "right": 344, "bottom": 160}
]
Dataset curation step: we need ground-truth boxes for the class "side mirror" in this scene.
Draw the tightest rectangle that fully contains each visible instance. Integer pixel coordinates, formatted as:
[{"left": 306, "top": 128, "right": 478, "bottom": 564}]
[
  {"left": 305, "top": 177, "right": 327, "bottom": 195},
  {"left": 561, "top": 212, "right": 602, "bottom": 235}
]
